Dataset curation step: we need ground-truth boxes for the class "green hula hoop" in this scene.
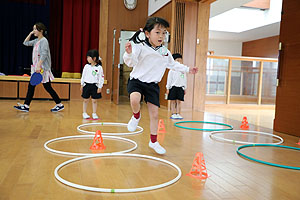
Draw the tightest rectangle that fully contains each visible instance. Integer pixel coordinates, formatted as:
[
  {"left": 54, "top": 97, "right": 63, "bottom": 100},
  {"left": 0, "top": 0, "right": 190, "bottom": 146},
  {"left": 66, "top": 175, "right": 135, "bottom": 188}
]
[
  {"left": 237, "top": 144, "right": 300, "bottom": 170},
  {"left": 174, "top": 121, "right": 233, "bottom": 131}
]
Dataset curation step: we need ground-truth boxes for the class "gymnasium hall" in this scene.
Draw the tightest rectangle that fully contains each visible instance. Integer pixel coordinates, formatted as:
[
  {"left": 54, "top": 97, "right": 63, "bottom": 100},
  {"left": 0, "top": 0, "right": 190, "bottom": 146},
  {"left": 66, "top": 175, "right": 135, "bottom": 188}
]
[{"left": 0, "top": 0, "right": 299, "bottom": 199}]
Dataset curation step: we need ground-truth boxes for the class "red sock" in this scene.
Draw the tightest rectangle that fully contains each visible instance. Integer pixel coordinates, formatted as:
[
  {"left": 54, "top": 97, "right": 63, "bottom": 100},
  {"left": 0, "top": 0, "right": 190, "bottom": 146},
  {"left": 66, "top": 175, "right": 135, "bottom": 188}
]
[
  {"left": 133, "top": 111, "right": 140, "bottom": 119},
  {"left": 150, "top": 134, "right": 157, "bottom": 143}
]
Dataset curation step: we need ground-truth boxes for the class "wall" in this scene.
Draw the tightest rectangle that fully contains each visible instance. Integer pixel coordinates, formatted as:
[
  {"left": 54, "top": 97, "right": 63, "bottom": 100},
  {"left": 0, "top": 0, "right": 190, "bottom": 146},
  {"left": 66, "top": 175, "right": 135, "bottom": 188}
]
[
  {"left": 193, "top": 1, "right": 211, "bottom": 112},
  {"left": 242, "top": 36, "right": 279, "bottom": 58},
  {"left": 209, "top": 36, "right": 279, "bottom": 58},
  {"left": 181, "top": 1, "right": 198, "bottom": 109},
  {"left": 208, "top": 39, "right": 242, "bottom": 56},
  {"left": 99, "top": 0, "right": 212, "bottom": 112},
  {"left": 274, "top": 0, "right": 300, "bottom": 137},
  {"left": 148, "top": 0, "right": 171, "bottom": 16},
  {"left": 151, "top": 2, "right": 173, "bottom": 107},
  {"left": 99, "top": 0, "right": 148, "bottom": 101}
]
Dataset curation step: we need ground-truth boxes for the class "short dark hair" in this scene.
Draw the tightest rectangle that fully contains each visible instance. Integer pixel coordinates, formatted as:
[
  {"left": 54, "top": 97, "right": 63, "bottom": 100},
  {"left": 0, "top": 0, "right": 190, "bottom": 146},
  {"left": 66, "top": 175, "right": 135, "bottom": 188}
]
[{"left": 172, "top": 53, "right": 182, "bottom": 60}]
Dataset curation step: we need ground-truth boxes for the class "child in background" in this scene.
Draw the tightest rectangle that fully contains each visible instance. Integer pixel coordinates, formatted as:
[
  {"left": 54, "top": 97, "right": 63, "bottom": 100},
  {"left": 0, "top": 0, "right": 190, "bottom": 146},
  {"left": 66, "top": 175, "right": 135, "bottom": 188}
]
[
  {"left": 123, "top": 17, "right": 198, "bottom": 154},
  {"left": 80, "top": 49, "right": 104, "bottom": 119},
  {"left": 166, "top": 53, "right": 187, "bottom": 120}
]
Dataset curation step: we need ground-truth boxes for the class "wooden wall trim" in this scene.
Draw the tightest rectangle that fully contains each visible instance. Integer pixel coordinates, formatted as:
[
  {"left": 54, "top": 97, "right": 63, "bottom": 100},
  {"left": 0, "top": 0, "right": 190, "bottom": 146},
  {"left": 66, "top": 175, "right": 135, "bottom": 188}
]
[
  {"left": 181, "top": 1, "right": 197, "bottom": 109},
  {"left": 193, "top": 1, "right": 210, "bottom": 111},
  {"left": 174, "top": 1, "right": 185, "bottom": 54},
  {"left": 200, "top": 0, "right": 216, "bottom": 3},
  {"left": 98, "top": 0, "right": 148, "bottom": 101},
  {"left": 170, "top": 0, "right": 176, "bottom": 53},
  {"left": 226, "top": 59, "right": 232, "bottom": 104},
  {"left": 208, "top": 55, "right": 278, "bottom": 62},
  {"left": 151, "top": 2, "right": 173, "bottom": 107},
  {"left": 99, "top": 0, "right": 109, "bottom": 79}
]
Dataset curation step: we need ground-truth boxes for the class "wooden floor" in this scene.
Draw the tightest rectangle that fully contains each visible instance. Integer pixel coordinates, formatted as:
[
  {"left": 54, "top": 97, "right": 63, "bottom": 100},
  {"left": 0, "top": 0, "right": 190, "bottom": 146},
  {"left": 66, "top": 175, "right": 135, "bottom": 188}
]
[
  {"left": 205, "top": 104, "right": 276, "bottom": 130},
  {"left": 0, "top": 99, "right": 299, "bottom": 200}
]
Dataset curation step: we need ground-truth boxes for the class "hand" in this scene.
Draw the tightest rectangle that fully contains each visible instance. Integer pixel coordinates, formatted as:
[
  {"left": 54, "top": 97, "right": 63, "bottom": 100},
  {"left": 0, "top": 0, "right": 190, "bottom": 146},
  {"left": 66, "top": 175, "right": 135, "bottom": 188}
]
[
  {"left": 30, "top": 31, "right": 35, "bottom": 35},
  {"left": 166, "top": 89, "right": 169, "bottom": 94},
  {"left": 189, "top": 67, "right": 198, "bottom": 74},
  {"left": 35, "top": 66, "right": 41, "bottom": 73},
  {"left": 80, "top": 86, "right": 83, "bottom": 92},
  {"left": 125, "top": 42, "right": 132, "bottom": 54},
  {"left": 97, "top": 88, "right": 102, "bottom": 93},
  {"left": 184, "top": 90, "right": 186, "bottom": 95}
]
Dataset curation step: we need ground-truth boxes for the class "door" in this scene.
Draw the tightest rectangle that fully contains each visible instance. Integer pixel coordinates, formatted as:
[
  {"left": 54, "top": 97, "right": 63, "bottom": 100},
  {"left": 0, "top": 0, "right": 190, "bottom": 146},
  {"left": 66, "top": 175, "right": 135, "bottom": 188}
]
[
  {"left": 118, "top": 31, "right": 136, "bottom": 102},
  {"left": 274, "top": 0, "right": 300, "bottom": 136},
  {"left": 111, "top": 29, "right": 119, "bottom": 104}
]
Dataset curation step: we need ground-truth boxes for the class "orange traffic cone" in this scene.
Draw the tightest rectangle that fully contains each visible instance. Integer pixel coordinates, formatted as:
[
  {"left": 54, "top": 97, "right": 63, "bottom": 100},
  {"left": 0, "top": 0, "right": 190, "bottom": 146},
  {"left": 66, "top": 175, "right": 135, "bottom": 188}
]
[
  {"left": 186, "top": 152, "right": 209, "bottom": 179},
  {"left": 240, "top": 116, "right": 249, "bottom": 130},
  {"left": 296, "top": 139, "right": 300, "bottom": 145},
  {"left": 157, "top": 119, "right": 166, "bottom": 134},
  {"left": 90, "top": 130, "right": 106, "bottom": 150}
]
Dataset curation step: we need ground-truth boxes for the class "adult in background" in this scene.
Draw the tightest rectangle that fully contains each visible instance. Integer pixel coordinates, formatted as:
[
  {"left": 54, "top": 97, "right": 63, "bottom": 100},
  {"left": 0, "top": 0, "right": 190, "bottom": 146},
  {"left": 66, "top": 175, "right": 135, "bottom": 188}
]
[{"left": 14, "top": 22, "right": 64, "bottom": 112}]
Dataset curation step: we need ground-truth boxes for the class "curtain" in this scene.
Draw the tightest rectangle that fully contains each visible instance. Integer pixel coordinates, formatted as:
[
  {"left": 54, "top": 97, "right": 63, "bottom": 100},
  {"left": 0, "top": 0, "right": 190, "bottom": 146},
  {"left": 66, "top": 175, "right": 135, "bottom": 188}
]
[
  {"left": 61, "top": 0, "right": 100, "bottom": 78},
  {"left": 0, "top": 0, "right": 100, "bottom": 77},
  {"left": 49, "top": 0, "right": 63, "bottom": 77},
  {"left": 0, "top": 0, "right": 49, "bottom": 75}
]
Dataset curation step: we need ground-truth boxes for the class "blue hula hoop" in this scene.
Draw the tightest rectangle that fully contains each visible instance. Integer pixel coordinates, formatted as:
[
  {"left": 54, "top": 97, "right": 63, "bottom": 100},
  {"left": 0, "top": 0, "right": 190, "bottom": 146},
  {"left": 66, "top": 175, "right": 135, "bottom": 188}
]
[
  {"left": 174, "top": 121, "right": 233, "bottom": 131},
  {"left": 237, "top": 144, "right": 300, "bottom": 170}
]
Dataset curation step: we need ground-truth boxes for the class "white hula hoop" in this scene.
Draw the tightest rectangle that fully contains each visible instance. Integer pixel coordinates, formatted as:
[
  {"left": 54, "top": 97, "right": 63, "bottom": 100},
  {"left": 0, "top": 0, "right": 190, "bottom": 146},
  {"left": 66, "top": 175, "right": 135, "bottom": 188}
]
[
  {"left": 55, "top": 153, "right": 182, "bottom": 193},
  {"left": 210, "top": 130, "right": 284, "bottom": 145},
  {"left": 44, "top": 135, "right": 137, "bottom": 156},
  {"left": 77, "top": 122, "right": 143, "bottom": 136}
]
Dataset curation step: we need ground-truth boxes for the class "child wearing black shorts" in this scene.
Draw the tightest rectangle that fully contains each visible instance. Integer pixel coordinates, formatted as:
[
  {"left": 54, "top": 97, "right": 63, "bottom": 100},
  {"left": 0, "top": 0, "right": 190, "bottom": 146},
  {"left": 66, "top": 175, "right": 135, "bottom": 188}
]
[
  {"left": 166, "top": 53, "right": 187, "bottom": 120},
  {"left": 123, "top": 17, "right": 198, "bottom": 154},
  {"left": 80, "top": 49, "right": 104, "bottom": 119}
]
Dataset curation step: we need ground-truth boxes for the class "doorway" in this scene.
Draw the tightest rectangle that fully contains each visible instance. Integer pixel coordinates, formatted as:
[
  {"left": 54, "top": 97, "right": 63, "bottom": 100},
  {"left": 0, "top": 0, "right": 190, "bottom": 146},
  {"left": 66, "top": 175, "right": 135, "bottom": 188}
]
[{"left": 118, "top": 30, "right": 136, "bottom": 103}]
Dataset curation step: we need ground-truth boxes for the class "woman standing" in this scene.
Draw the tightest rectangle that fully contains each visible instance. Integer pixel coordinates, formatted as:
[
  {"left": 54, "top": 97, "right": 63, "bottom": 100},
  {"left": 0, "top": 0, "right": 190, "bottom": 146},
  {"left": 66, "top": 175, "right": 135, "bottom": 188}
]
[{"left": 14, "top": 22, "right": 64, "bottom": 112}]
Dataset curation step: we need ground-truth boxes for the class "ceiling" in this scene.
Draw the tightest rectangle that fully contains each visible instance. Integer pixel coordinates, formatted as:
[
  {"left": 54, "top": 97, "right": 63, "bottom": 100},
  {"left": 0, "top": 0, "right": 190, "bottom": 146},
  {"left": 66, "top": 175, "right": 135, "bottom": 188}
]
[
  {"left": 209, "top": 22, "right": 280, "bottom": 42},
  {"left": 209, "top": 0, "right": 281, "bottom": 42},
  {"left": 210, "top": 0, "right": 252, "bottom": 18}
]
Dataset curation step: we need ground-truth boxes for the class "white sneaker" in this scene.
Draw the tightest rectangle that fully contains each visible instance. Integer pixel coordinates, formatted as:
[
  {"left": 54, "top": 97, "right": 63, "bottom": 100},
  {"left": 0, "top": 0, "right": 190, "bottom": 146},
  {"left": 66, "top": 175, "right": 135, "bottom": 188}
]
[
  {"left": 14, "top": 104, "right": 29, "bottom": 112},
  {"left": 92, "top": 113, "right": 99, "bottom": 119},
  {"left": 127, "top": 114, "right": 141, "bottom": 132},
  {"left": 82, "top": 112, "right": 90, "bottom": 119},
  {"left": 149, "top": 141, "right": 166, "bottom": 155},
  {"left": 176, "top": 114, "right": 183, "bottom": 120},
  {"left": 170, "top": 114, "right": 177, "bottom": 119}
]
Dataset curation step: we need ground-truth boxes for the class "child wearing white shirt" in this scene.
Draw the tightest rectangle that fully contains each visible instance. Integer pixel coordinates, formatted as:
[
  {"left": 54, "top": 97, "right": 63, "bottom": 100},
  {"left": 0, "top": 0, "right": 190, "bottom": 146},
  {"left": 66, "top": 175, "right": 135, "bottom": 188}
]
[
  {"left": 166, "top": 53, "right": 187, "bottom": 120},
  {"left": 80, "top": 49, "right": 104, "bottom": 119},
  {"left": 123, "top": 17, "right": 198, "bottom": 154}
]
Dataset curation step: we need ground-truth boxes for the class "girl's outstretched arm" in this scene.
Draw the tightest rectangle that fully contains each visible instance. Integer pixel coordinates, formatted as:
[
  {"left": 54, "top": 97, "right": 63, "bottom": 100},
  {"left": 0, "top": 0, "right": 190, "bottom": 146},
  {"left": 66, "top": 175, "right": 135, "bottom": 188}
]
[
  {"left": 123, "top": 42, "right": 142, "bottom": 67},
  {"left": 189, "top": 67, "right": 198, "bottom": 74}
]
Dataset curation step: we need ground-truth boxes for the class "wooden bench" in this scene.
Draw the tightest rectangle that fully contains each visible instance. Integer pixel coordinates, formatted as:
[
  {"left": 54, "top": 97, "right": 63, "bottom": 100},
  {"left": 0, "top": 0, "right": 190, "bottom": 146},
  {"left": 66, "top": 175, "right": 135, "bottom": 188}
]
[{"left": 0, "top": 76, "right": 107, "bottom": 101}]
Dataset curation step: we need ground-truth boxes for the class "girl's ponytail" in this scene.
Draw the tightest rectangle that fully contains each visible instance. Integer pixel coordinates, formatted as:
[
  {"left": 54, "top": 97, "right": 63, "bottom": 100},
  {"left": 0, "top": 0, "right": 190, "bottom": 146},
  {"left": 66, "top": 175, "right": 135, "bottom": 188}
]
[
  {"left": 97, "top": 57, "right": 102, "bottom": 66},
  {"left": 129, "top": 29, "right": 145, "bottom": 44}
]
